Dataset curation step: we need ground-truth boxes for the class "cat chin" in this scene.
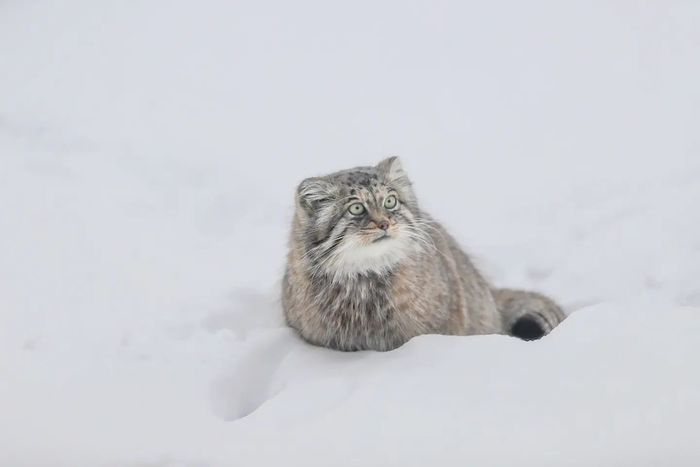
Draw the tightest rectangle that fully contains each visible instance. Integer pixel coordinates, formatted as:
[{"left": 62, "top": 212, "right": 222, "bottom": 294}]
[{"left": 324, "top": 235, "right": 412, "bottom": 277}]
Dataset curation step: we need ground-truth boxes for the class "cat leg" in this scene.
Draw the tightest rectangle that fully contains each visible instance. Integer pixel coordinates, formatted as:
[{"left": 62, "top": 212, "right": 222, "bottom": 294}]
[{"left": 492, "top": 288, "right": 566, "bottom": 340}]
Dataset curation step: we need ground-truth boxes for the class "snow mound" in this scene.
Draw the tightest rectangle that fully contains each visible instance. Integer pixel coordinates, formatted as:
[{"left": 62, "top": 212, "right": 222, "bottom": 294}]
[{"left": 224, "top": 305, "right": 700, "bottom": 467}]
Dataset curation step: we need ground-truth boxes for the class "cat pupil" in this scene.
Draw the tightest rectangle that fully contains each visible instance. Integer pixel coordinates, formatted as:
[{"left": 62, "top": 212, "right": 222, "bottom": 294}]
[{"left": 350, "top": 203, "right": 364, "bottom": 215}]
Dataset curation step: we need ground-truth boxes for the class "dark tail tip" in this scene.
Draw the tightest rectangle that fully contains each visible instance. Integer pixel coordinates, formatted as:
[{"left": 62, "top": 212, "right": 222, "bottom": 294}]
[{"left": 510, "top": 315, "right": 546, "bottom": 341}]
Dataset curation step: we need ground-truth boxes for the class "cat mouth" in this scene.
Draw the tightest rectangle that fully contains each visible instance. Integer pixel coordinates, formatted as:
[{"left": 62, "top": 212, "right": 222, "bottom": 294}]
[{"left": 372, "top": 233, "right": 391, "bottom": 243}]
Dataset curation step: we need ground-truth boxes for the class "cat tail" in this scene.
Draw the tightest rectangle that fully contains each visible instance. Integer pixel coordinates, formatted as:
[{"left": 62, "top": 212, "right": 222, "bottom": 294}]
[{"left": 492, "top": 288, "right": 566, "bottom": 341}]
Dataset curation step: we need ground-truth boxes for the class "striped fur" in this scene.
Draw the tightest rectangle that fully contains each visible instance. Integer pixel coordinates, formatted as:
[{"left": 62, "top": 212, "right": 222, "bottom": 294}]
[{"left": 282, "top": 157, "right": 566, "bottom": 351}]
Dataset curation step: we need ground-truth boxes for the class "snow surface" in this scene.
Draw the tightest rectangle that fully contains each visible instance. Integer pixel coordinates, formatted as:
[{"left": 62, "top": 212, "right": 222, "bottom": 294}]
[{"left": 1, "top": 1, "right": 699, "bottom": 466}]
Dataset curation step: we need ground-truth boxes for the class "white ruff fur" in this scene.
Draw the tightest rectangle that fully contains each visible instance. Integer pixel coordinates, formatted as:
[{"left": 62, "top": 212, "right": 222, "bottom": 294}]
[{"left": 325, "top": 232, "right": 414, "bottom": 278}]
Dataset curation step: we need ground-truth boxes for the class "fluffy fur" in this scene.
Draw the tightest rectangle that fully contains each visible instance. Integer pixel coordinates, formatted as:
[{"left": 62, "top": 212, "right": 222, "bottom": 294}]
[{"left": 282, "top": 157, "right": 566, "bottom": 351}]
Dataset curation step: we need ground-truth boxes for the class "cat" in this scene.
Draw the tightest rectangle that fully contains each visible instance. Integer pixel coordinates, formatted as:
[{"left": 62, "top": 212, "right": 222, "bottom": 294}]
[{"left": 282, "top": 157, "right": 566, "bottom": 351}]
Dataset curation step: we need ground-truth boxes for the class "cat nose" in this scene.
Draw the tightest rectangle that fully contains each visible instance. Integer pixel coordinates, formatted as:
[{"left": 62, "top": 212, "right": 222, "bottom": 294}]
[{"left": 377, "top": 219, "right": 390, "bottom": 231}]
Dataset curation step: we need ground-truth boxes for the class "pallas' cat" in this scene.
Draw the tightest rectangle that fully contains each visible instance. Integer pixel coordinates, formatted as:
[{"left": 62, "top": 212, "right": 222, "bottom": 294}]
[{"left": 283, "top": 157, "right": 565, "bottom": 351}]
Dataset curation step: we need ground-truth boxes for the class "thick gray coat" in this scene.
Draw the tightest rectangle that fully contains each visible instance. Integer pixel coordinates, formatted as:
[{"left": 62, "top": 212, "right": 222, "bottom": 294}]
[{"left": 283, "top": 157, "right": 565, "bottom": 351}]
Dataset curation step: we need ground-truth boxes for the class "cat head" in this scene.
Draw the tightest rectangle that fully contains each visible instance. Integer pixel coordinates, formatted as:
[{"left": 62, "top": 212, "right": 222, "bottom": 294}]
[{"left": 294, "top": 157, "right": 428, "bottom": 278}]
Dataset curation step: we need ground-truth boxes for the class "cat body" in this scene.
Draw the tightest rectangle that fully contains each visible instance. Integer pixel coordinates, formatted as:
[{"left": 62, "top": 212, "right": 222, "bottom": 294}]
[{"left": 282, "top": 157, "right": 565, "bottom": 351}]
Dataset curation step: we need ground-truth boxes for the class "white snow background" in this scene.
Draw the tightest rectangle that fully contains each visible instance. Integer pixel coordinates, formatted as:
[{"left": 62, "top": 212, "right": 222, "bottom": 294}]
[{"left": 1, "top": 1, "right": 699, "bottom": 466}]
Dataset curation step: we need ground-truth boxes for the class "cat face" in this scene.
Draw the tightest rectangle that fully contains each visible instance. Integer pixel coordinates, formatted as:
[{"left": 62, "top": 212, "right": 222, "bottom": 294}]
[{"left": 295, "top": 157, "right": 427, "bottom": 278}]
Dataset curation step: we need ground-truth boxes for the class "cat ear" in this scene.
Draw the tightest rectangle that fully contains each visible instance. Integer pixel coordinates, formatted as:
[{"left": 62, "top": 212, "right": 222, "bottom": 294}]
[
  {"left": 377, "top": 156, "right": 410, "bottom": 186},
  {"left": 377, "top": 156, "right": 418, "bottom": 209},
  {"left": 297, "top": 177, "right": 339, "bottom": 212}
]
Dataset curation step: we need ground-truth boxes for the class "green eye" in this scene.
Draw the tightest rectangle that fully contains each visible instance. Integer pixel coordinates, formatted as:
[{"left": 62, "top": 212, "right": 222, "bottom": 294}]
[
  {"left": 348, "top": 203, "right": 365, "bottom": 215},
  {"left": 384, "top": 195, "right": 398, "bottom": 210}
]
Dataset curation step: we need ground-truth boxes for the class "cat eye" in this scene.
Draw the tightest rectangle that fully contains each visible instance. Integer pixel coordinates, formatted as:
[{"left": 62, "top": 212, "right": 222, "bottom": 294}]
[
  {"left": 348, "top": 203, "right": 366, "bottom": 215},
  {"left": 384, "top": 195, "right": 398, "bottom": 210}
]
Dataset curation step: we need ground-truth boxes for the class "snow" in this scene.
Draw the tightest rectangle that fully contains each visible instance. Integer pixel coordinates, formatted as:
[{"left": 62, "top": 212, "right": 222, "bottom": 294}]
[{"left": 1, "top": 1, "right": 699, "bottom": 466}]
